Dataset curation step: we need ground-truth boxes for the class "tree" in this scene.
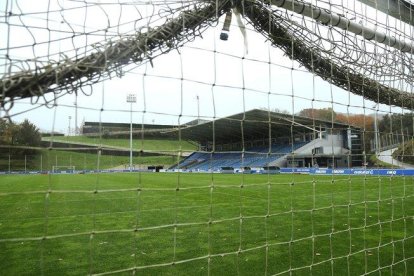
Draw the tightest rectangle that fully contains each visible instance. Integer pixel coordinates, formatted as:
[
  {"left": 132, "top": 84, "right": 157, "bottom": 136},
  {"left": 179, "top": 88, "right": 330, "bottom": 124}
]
[
  {"left": 336, "top": 114, "right": 374, "bottom": 130},
  {"left": 378, "top": 113, "right": 413, "bottom": 136},
  {"left": 260, "top": 107, "right": 291, "bottom": 114},
  {"left": 15, "top": 119, "right": 41, "bottom": 147},
  {"left": 298, "top": 108, "right": 336, "bottom": 121},
  {"left": 0, "top": 119, "right": 18, "bottom": 145},
  {"left": 0, "top": 119, "right": 41, "bottom": 157}
]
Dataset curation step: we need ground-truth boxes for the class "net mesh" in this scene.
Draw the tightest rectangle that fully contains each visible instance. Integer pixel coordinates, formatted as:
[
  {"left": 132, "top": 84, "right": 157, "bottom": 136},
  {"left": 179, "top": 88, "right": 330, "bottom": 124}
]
[{"left": 1, "top": 0, "right": 414, "bottom": 275}]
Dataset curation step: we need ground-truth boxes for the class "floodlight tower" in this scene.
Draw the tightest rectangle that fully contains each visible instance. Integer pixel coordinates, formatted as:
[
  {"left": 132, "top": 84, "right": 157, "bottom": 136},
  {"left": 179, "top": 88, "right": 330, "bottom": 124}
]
[
  {"left": 126, "top": 94, "right": 137, "bottom": 172},
  {"left": 196, "top": 95, "right": 200, "bottom": 121},
  {"left": 373, "top": 103, "right": 379, "bottom": 154},
  {"left": 68, "top": 116, "right": 72, "bottom": 136},
  {"left": 74, "top": 96, "right": 78, "bottom": 135}
]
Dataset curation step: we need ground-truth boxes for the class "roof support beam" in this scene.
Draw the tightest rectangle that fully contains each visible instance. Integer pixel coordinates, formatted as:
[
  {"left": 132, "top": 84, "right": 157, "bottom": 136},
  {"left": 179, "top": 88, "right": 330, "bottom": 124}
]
[
  {"left": 357, "top": 0, "right": 414, "bottom": 26},
  {"left": 0, "top": 1, "right": 230, "bottom": 106},
  {"left": 239, "top": 0, "right": 414, "bottom": 108},
  {"left": 270, "top": 0, "right": 414, "bottom": 52}
]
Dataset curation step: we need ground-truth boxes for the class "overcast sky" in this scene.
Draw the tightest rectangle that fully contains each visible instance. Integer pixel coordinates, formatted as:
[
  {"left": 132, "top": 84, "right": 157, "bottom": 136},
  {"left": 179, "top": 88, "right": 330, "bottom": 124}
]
[{"left": 1, "top": 0, "right": 411, "bottom": 134}]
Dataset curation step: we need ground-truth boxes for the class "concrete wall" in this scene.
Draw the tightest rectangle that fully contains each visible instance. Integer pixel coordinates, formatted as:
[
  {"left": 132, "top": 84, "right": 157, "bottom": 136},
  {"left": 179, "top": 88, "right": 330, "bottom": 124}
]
[
  {"left": 269, "top": 134, "right": 350, "bottom": 167},
  {"left": 294, "top": 134, "right": 344, "bottom": 155}
]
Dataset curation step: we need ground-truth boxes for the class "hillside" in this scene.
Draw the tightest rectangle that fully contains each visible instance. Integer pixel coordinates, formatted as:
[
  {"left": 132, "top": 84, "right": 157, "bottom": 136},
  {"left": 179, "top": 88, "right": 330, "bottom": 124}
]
[
  {"left": 392, "top": 139, "right": 414, "bottom": 164},
  {"left": 0, "top": 149, "right": 180, "bottom": 171},
  {"left": 42, "top": 136, "right": 198, "bottom": 152}
]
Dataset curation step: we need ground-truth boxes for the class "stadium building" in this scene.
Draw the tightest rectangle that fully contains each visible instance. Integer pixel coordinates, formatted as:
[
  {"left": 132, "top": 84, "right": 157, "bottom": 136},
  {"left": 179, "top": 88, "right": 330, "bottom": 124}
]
[
  {"left": 172, "top": 109, "right": 363, "bottom": 171},
  {"left": 81, "top": 109, "right": 363, "bottom": 171},
  {"left": 81, "top": 121, "right": 178, "bottom": 137}
]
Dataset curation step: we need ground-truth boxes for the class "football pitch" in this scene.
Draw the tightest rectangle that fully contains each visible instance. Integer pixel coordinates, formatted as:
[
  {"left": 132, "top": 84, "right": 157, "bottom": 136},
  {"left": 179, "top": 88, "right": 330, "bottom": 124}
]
[{"left": 1, "top": 173, "right": 414, "bottom": 275}]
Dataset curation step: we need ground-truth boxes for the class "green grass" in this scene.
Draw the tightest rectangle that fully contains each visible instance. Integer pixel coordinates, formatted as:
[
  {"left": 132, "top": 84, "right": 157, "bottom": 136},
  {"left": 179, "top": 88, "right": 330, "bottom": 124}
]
[
  {"left": 1, "top": 149, "right": 179, "bottom": 171},
  {"left": 2, "top": 135, "right": 194, "bottom": 171},
  {"left": 1, "top": 173, "right": 414, "bottom": 275},
  {"left": 369, "top": 154, "right": 400, "bottom": 169},
  {"left": 42, "top": 136, "right": 198, "bottom": 152}
]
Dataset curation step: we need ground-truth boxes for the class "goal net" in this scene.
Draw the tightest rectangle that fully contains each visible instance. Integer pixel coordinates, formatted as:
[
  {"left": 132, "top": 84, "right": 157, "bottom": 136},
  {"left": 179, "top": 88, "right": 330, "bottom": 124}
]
[{"left": 1, "top": 0, "right": 414, "bottom": 275}]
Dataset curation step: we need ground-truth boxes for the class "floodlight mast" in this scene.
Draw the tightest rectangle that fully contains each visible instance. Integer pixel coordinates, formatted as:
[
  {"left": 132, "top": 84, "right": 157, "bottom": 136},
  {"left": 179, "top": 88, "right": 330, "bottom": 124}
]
[
  {"left": 126, "top": 94, "right": 137, "bottom": 172},
  {"left": 68, "top": 116, "right": 72, "bottom": 136},
  {"left": 373, "top": 103, "right": 380, "bottom": 154},
  {"left": 196, "top": 95, "right": 200, "bottom": 121}
]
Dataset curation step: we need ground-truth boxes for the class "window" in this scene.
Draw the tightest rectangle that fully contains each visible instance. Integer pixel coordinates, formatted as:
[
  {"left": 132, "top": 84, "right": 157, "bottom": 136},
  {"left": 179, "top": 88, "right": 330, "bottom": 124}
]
[{"left": 312, "top": 147, "right": 323, "bottom": 154}]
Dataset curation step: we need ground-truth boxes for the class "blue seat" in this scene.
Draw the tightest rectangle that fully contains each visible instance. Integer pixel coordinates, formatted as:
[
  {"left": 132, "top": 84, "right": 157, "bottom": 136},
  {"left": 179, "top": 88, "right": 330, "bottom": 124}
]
[{"left": 172, "top": 141, "right": 308, "bottom": 171}]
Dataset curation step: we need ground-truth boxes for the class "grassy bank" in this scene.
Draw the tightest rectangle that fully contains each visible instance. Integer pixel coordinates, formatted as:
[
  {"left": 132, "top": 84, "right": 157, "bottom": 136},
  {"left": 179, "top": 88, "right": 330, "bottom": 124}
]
[
  {"left": 42, "top": 136, "right": 197, "bottom": 152},
  {"left": 0, "top": 149, "right": 179, "bottom": 171}
]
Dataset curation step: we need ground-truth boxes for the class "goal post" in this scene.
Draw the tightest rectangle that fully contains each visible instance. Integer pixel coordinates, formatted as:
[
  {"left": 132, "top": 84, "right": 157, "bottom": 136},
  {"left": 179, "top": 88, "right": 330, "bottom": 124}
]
[
  {"left": 51, "top": 166, "right": 76, "bottom": 174},
  {"left": 1, "top": 0, "right": 414, "bottom": 275}
]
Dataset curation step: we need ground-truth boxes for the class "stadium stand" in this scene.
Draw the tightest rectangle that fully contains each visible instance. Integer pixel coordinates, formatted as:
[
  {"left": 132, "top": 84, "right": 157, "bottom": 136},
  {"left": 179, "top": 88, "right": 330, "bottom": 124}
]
[
  {"left": 173, "top": 141, "right": 308, "bottom": 171},
  {"left": 79, "top": 109, "right": 362, "bottom": 172},
  {"left": 168, "top": 109, "right": 362, "bottom": 171}
]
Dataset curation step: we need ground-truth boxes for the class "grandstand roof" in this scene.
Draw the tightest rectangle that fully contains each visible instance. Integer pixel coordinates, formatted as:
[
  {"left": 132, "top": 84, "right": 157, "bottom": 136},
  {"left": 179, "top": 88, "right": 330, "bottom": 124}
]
[
  {"left": 82, "top": 109, "right": 358, "bottom": 142},
  {"left": 83, "top": 121, "right": 176, "bottom": 129},
  {"left": 173, "top": 109, "right": 355, "bottom": 143}
]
